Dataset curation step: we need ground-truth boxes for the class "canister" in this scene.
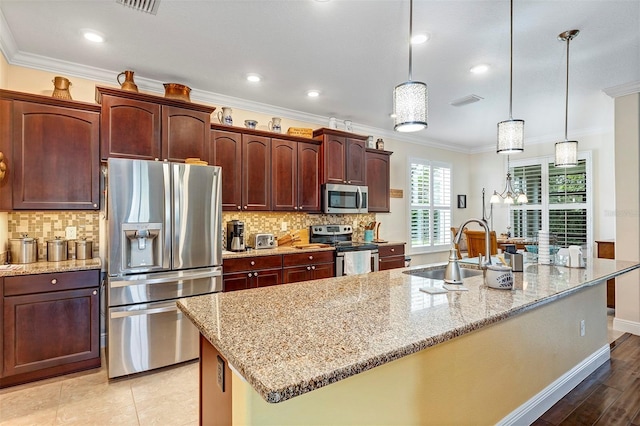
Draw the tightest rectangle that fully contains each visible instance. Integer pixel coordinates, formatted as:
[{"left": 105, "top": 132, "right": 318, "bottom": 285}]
[
  {"left": 75, "top": 238, "right": 93, "bottom": 260},
  {"left": 9, "top": 235, "right": 38, "bottom": 264},
  {"left": 47, "top": 237, "right": 68, "bottom": 262}
]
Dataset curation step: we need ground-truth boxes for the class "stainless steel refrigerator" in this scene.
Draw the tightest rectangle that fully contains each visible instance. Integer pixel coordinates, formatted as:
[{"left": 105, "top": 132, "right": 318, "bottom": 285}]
[{"left": 106, "top": 158, "right": 222, "bottom": 378}]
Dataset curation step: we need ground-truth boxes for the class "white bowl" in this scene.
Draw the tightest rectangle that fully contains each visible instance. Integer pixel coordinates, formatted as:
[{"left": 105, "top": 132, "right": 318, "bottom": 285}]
[{"left": 485, "top": 264, "right": 513, "bottom": 289}]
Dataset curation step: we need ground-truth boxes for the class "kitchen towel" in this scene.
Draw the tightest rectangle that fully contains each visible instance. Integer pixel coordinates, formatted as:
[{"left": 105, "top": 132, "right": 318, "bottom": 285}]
[{"left": 344, "top": 250, "right": 372, "bottom": 275}]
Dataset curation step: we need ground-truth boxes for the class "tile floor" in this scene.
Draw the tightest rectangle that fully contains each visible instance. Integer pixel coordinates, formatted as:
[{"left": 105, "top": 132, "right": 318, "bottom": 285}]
[
  {"left": 0, "top": 355, "right": 199, "bottom": 426},
  {"left": 0, "top": 310, "right": 628, "bottom": 425}
]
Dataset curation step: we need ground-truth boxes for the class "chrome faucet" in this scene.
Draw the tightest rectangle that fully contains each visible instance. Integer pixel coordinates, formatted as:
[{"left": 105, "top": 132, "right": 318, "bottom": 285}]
[{"left": 444, "top": 218, "right": 494, "bottom": 284}]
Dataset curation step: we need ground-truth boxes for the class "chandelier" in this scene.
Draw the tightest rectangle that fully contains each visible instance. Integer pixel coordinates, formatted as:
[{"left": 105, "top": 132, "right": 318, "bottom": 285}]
[
  {"left": 490, "top": 156, "right": 528, "bottom": 204},
  {"left": 393, "top": 0, "right": 428, "bottom": 132}
]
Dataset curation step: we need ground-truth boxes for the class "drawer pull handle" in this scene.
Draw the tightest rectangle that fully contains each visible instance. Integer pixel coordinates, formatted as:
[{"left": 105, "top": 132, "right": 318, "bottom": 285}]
[
  {"left": 250, "top": 261, "right": 255, "bottom": 266},
  {"left": 51, "top": 279, "right": 58, "bottom": 284},
  {"left": 308, "top": 255, "right": 313, "bottom": 260},
  {"left": 390, "top": 248, "right": 395, "bottom": 252},
  {"left": 237, "top": 206, "right": 241, "bottom": 210},
  {"left": 247, "top": 273, "right": 252, "bottom": 277},
  {"left": 253, "top": 272, "right": 258, "bottom": 277},
  {"left": 311, "top": 266, "right": 316, "bottom": 270},
  {"left": 307, "top": 266, "right": 311, "bottom": 270},
  {"left": 93, "top": 290, "right": 97, "bottom": 295}
]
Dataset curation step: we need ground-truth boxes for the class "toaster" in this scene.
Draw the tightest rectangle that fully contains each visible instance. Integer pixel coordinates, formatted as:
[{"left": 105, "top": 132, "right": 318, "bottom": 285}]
[{"left": 252, "top": 233, "right": 275, "bottom": 250}]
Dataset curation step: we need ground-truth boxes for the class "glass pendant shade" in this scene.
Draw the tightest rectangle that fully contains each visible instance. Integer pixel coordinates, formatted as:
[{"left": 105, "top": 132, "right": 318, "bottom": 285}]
[
  {"left": 497, "top": 119, "right": 524, "bottom": 153},
  {"left": 393, "top": 81, "right": 428, "bottom": 132},
  {"left": 490, "top": 192, "right": 501, "bottom": 204},
  {"left": 554, "top": 140, "right": 578, "bottom": 167},
  {"left": 516, "top": 192, "right": 528, "bottom": 203}
]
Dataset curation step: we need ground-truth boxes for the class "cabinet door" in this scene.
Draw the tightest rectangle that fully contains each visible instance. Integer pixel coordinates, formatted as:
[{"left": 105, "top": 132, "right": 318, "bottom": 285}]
[
  {"left": 311, "top": 262, "right": 335, "bottom": 280},
  {"left": 0, "top": 99, "right": 12, "bottom": 211},
  {"left": 346, "top": 138, "right": 366, "bottom": 185},
  {"left": 271, "top": 139, "right": 297, "bottom": 211},
  {"left": 211, "top": 129, "right": 243, "bottom": 211},
  {"left": 242, "top": 135, "right": 271, "bottom": 211},
  {"left": 12, "top": 101, "right": 100, "bottom": 210},
  {"left": 100, "top": 94, "right": 161, "bottom": 160},
  {"left": 366, "top": 151, "right": 391, "bottom": 212},
  {"left": 282, "top": 266, "right": 310, "bottom": 284},
  {"left": 323, "top": 135, "right": 346, "bottom": 184},
  {"left": 222, "top": 272, "right": 252, "bottom": 292},
  {"left": 297, "top": 142, "right": 321, "bottom": 212},
  {"left": 3, "top": 287, "right": 99, "bottom": 377},
  {"left": 162, "top": 105, "right": 210, "bottom": 162},
  {"left": 254, "top": 268, "right": 282, "bottom": 288}
]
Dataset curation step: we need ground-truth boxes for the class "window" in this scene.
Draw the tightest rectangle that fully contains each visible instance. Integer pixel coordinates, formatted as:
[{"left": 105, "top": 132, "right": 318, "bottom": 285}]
[
  {"left": 510, "top": 153, "right": 591, "bottom": 248},
  {"left": 408, "top": 158, "right": 452, "bottom": 251}
]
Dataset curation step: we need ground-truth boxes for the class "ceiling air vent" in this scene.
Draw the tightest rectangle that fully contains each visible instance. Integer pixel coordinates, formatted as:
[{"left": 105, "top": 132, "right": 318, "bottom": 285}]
[
  {"left": 450, "top": 95, "right": 483, "bottom": 107},
  {"left": 116, "top": 0, "right": 160, "bottom": 15}
]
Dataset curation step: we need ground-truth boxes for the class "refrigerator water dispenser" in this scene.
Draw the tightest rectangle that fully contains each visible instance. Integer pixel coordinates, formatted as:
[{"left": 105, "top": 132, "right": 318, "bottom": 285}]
[{"left": 122, "top": 223, "right": 163, "bottom": 269}]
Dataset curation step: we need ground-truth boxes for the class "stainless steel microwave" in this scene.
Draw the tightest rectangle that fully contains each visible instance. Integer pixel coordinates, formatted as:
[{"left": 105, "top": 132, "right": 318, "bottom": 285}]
[{"left": 322, "top": 183, "right": 368, "bottom": 214}]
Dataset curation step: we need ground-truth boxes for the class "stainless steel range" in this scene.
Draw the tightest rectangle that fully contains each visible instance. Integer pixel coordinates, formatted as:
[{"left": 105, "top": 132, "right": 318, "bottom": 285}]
[
  {"left": 106, "top": 158, "right": 223, "bottom": 378},
  {"left": 309, "top": 225, "right": 379, "bottom": 276}
]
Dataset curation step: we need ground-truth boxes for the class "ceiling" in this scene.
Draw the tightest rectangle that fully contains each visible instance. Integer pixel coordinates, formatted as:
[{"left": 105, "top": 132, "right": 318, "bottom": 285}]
[{"left": 1, "top": 0, "right": 639, "bottom": 152}]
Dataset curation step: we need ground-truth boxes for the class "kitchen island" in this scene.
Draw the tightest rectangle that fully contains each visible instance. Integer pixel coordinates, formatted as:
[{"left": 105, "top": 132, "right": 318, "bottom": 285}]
[{"left": 178, "top": 258, "right": 639, "bottom": 425}]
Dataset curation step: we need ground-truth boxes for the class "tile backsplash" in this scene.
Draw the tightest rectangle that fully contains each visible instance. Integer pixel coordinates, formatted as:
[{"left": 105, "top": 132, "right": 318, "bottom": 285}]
[
  {"left": 5, "top": 210, "right": 376, "bottom": 261},
  {"left": 7, "top": 211, "right": 101, "bottom": 260}
]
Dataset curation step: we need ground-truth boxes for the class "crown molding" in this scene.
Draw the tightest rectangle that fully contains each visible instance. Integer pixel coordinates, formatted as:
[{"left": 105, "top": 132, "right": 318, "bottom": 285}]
[
  {"left": 0, "top": 8, "right": 18, "bottom": 61},
  {"left": 603, "top": 81, "right": 640, "bottom": 98}
]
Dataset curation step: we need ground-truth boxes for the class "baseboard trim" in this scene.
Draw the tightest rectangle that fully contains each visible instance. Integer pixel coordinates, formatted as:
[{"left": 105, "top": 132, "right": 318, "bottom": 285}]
[
  {"left": 613, "top": 317, "right": 640, "bottom": 336},
  {"left": 497, "top": 344, "right": 610, "bottom": 426}
]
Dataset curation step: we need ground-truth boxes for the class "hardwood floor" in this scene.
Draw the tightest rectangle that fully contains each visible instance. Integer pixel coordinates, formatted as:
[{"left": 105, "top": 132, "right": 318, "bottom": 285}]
[{"left": 534, "top": 333, "right": 640, "bottom": 426}]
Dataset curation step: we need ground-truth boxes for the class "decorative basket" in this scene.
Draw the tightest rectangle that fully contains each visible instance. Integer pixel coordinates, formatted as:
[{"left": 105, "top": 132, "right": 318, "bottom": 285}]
[{"left": 287, "top": 127, "right": 313, "bottom": 138}]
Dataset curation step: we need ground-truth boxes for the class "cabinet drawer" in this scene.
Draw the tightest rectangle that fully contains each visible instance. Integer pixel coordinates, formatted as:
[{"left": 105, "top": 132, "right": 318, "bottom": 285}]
[
  {"left": 4, "top": 270, "right": 100, "bottom": 296},
  {"left": 223, "top": 255, "right": 282, "bottom": 273},
  {"left": 378, "top": 244, "right": 405, "bottom": 258},
  {"left": 283, "top": 251, "right": 334, "bottom": 267}
]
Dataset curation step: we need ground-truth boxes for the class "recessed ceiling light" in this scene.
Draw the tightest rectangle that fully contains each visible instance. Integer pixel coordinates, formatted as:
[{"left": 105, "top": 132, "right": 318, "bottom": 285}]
[
  {"left": 82, "top": 30, "right": 105, "bottom": 43},
  {"left": 470, "top": 64, "right": 490, "bottom": 74},
  {"left": 306, "top": 90, "right": 320, "bottom": 98},
  {"left": 411, "top": 33, "right": 429, "bottom": 44},
  {"left": 246, "top": 73, "right": 262, "bottom": 83}
]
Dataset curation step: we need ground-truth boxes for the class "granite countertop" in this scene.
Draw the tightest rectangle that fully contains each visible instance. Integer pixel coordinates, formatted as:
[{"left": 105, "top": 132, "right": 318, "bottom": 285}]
[
  {"left": 0, "top": 258, "right": 102, "bottom": 277},
  {"left": 178, "top": 258, "right": 639, "bottom": 404},
  {"left": 222, "top": 246, "right": 335, "bottom": 259}
]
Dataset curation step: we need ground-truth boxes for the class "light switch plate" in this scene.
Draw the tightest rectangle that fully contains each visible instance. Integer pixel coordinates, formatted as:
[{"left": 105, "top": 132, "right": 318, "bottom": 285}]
[{"left": 65, "top": 226, "right": 77, "bottom": 240}]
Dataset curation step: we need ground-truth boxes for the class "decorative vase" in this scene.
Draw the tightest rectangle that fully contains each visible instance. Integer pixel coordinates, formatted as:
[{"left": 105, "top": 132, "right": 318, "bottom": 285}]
[
  {"left": 51, "top": 76, "right": 72, "bottom": 100},
  {"left": 117, "top": 70, "right": 139, "bottom": 92}
]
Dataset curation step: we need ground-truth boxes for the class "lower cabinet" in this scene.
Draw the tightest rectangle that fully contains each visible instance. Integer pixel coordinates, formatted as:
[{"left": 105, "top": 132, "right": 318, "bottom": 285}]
[
  {"left": 378, "top": 244, "right": 406, "bottom": 271},
  {"left": 223, "top": 255, "right": 283, "bottom": 292},
  {"left": 282, "top": 251, "right": 335, "bottom": 284},
  {"left": 1, "top": 270, "right": 101, "bottom": 388}
]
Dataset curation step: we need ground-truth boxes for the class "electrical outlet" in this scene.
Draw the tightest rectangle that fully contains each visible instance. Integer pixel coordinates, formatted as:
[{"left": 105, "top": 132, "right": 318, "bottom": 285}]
[
  {"left": 580, "top": 320, "right": 585, "bottom": 337},
  {"left": 65, "top": 226, "right": 77, "bottom": 240},
  {"left": 281, "top": 222, "right": 288, "bottom": 231}
]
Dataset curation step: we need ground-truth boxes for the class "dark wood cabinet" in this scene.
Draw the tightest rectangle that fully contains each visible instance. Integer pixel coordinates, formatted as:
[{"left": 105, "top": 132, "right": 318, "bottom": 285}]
[
  {"left": 222, "top": 255, "right": 282, "bottom": 292},
  {"left": 97, "top": 86, "right": 214, "bottom": 162},
  {"left": 366, "top": 149, "right": 392, "bottom": 212},
  {"left": 210, "top": 128, "right": 242, "bottom": 210},
  {"left": 596, "top": 240, "right": 616, "bottom": 308},
  {"left": 0, "top": 99, "right": 12, "bottom": 211},
  {"left": 242, "top": 134, "right": 271, "bottom": 211},
  {"left": 282, "top": 251, "right": 334, "bottom": 283},
  {"left": 1, "top": 270, "right": 101, "bottom": 388},
  {"left": 313, "top": 128, "right": 367, "bottom": 185},
  {"left": 271, "top": 139, "right": 321, "bottom": 212},
  {"left": 378, "top": 244, "right": 406, "bottom": 271},
  {"left": 0, "top": 90, "right": 100, "bottom": 210}
]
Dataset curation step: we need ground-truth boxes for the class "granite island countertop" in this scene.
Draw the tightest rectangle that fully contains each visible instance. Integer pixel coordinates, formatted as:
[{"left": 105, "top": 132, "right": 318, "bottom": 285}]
[
  {"left": 0, "top": 257, "right": 102, "bottom": 277},
  {"left": 177, "top": 258, "right": 639, "bottom": 404}
]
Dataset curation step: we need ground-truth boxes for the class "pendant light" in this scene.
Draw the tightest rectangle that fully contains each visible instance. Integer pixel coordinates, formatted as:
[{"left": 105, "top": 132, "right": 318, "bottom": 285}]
[
  {"left": 554, "top": 29, "right": 580, "bottom": 168},
  {"left": 393, "top": 0, "right": 427, "bottom": 133},
  {"left": 497, "top": 0, "right": 524, "bottom": 154}
]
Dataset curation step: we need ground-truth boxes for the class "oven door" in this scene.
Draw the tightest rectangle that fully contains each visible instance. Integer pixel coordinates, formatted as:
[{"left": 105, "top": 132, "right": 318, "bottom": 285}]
[
  {"left": 335, "top": 250, "right": 379, "bottom": 276},
  {"left": 323, "top": 184, "right": 368, "bottom": 214}
]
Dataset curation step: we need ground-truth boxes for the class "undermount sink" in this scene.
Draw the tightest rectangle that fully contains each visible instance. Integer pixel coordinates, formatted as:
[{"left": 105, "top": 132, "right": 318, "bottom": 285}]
[{"left": 403, "top": 267, "right": 483, "bottom": 280}]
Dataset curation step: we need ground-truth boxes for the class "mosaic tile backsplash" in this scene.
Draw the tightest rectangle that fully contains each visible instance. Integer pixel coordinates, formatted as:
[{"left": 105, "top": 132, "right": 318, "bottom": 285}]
[
  {"left": 5, "top": 211, "right": 377, "bottom": 261},
  {"left": 7, "top": 212, "right": 101, "bottom": 260}
]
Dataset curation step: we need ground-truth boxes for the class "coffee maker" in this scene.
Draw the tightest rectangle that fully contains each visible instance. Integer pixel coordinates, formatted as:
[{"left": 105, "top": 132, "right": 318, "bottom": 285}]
[{"left": 227, "top": 220, "right": 245, "bottom": 252}]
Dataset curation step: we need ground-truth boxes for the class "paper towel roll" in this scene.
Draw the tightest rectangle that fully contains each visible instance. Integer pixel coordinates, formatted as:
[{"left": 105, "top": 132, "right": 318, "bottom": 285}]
[{"left": 538, "top": 231, "right": 550, "bottom": 264}]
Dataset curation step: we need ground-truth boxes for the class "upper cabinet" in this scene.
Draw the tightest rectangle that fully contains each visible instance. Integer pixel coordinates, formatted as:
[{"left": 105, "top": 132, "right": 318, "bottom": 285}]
[
  {"left": 366, "top": 149, "right": 392, "bottom": 213},
  {"left": 0, "top": 90, "right": 100, "bottom": 210},
  {"left": 313, "top": 128, "right": 367, "bottom": 185},
  {"left": 271, "top": 139, "right": 321, "bottom": 212},
  {"left": 96, "top": 86, "right": 214, "bottom": 162}
]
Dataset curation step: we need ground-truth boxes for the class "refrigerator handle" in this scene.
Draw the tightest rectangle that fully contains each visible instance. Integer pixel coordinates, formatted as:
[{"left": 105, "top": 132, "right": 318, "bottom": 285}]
[
  {"left": 109, "top": 269, "right": 222, "bottom": 288},
  {"left": 111, "top": 305, "right": 179, "bottom": 318}
]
